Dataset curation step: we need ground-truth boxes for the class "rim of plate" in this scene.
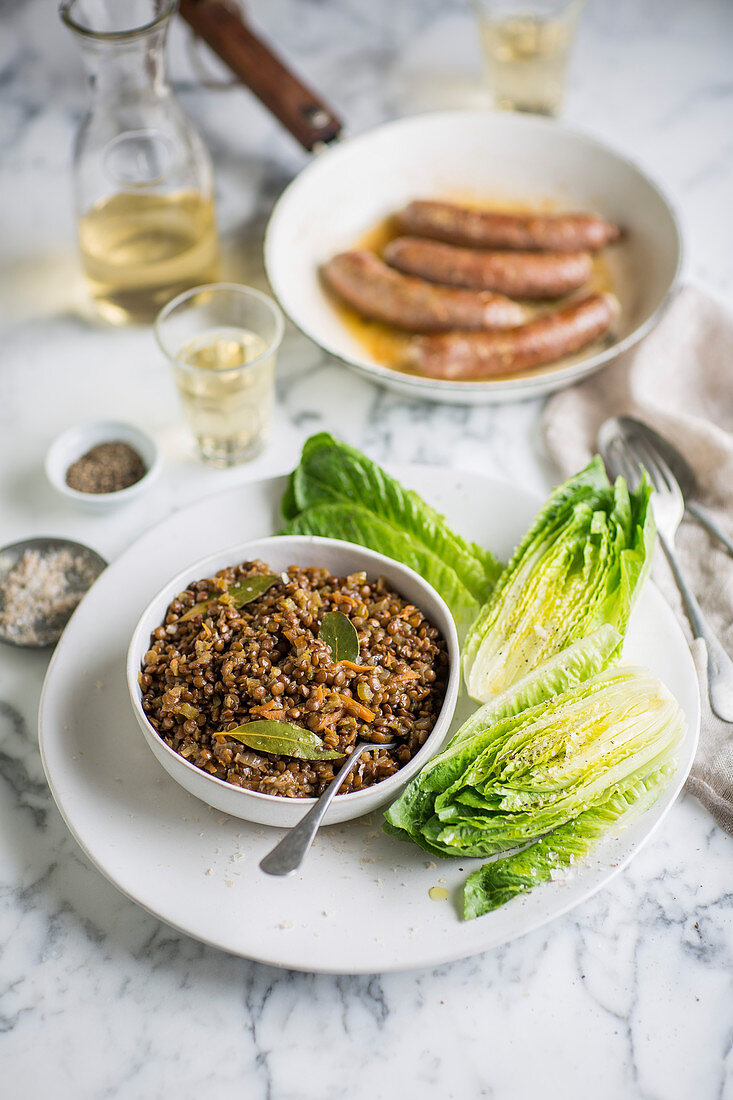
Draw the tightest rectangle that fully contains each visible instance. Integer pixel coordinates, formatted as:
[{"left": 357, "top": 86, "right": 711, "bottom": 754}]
[{"left": 264, "top": 109, "right": 684, "bottom": 399}]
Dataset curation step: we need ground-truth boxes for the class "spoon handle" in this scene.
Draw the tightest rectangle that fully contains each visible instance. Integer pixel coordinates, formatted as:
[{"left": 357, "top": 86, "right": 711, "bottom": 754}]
[
  {"left": 259, "top": 743, "right": 370, "bottom": 877},
  {"left": 659, "top": 533, "right": 733, "bottom": 722},
  {"left": 686, "top": 500, "right": 733, "bottom": 559}
]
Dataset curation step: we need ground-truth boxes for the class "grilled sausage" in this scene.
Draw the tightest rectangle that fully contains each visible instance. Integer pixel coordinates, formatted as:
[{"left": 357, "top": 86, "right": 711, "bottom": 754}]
[
  {"left": 396, "top": 201, "right": 620, "bottom": 252},
  {"left": 407, "top": 293, "right": 620, "bottom": 380},
  {"left": 321, "top": 250, "right": 525, "bottom": 333},
  {"left": 384, "top": 236, "right": 593, "bottom": 299}
]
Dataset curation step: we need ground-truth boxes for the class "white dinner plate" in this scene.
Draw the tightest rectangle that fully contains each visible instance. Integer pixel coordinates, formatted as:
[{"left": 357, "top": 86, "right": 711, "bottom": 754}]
[
  {"left": 39, "top": 466, "right": 699, "bottom": 973},
  {"left": 265, "top": 111, "right": 682, "bottom": 405}
]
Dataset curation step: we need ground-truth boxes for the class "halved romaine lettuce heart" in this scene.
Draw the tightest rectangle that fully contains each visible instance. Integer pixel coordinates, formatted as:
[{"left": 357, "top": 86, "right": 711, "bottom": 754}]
[
  {"left": 385, "top": 661, "right": 684, "bottom": 891},
  {"left": 431, "top": 666, "right": 682, "bottom": 857},
  {"left": 462, "top": 456, "right": 654, "bottom": 703},
  {"left": 384, "top": 624, "right": 622, "bottom": 853},
  {"left": 462, "top": 760, "right": 676, "bottom": 919}
]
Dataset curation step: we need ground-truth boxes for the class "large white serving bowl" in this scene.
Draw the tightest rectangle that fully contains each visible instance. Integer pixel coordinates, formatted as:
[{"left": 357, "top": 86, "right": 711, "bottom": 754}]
[
  {"left": 126, "top": 534, "right": 460, "bottom": 827},
  {"left": 265, "top": 110, "right": 682, "bottom": 404}
]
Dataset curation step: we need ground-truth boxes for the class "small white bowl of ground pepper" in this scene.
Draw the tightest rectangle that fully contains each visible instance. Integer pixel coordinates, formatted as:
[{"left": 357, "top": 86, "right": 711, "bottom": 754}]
[{"left": 46, "top": 420, "right": 161, "bottom": 510}]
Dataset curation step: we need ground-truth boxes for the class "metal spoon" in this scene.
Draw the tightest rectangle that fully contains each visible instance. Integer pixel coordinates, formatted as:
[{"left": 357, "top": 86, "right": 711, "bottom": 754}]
[
  {"left": 599, "top": 416, "right": 733, "bottom": 558},
  {"left": 259, "top": 740, "right": 396, "bottom": 877},
  {"left": 0, "top": 537, "right": 107, "bottom": 648}
]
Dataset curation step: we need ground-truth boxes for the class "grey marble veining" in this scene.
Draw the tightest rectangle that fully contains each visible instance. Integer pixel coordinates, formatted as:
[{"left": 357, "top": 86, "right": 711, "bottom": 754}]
[{"left": 1, "top": 0, "right": 732, "bottom": 1097}]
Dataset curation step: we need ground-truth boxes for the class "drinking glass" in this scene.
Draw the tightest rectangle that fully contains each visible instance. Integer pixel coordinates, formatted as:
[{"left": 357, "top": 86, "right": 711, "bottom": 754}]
[
  {"left": 473, "top": 0, "right": 585, "bottom": 116},
  {"left": 155, "top": 284, "right": 284, "bottom": 467},
  {"left": 60, "top": 0, "right": 219, "bottom": 323}
]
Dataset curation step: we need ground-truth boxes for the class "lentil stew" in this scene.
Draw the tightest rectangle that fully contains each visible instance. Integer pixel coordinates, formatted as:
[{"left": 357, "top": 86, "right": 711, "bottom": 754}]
[{"left": 139, "top": 559, "right": 449, "bottom": 798}]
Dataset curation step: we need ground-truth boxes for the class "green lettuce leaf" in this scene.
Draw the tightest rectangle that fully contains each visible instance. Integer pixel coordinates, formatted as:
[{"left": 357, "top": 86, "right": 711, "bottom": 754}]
[
  {"left": 384, "top": 624, "right": 621, "bottom": 851},
  {"left": 429, "top": 666, "right": 682, "bottom": 858},
  {"left": 284, "top": 503, "right": 482, "bottom": 631},
  {"left": 386, "top": 663, "right": 683, "bottom": 867},
  {"left": 280, "top": 471, "right": 299, "bottom": 522},
  {"left": 463, "top": 456, "right": 654, "bottom": 703},
  {"left": 462, "top": 761, "right": 676, "bottom": 918},
  {"left": 280, "top": 433, "right": 502, "bottom": 629}
]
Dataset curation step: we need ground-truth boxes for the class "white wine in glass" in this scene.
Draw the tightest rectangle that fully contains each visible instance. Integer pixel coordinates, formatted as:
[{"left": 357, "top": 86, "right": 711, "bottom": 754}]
[
  {"left": 155, "top": 285, "right": 284, "bottom": 468},
  {"left": 474, "top": 0, "right": 585, "bottom": 116}
]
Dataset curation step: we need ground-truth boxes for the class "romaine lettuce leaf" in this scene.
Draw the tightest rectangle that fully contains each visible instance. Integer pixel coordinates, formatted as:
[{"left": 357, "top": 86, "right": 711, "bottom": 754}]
[
  {"left": 463, "top": 456, "right": 654, "bottom": 703},
  {"left": 385, "top": 663, "right": 684, "bottom": 870},
  {"left": 462, "top": 761, "right": 676, "bottom": 918},
  {"left": 283, "top": 502, "right": 484, "bottom": 631},
  {"left": 281, "top": 433, "right": 502, "bottom": 629},
  {"left": 384, "top": 624, "right": 621, "bottom": 850}
]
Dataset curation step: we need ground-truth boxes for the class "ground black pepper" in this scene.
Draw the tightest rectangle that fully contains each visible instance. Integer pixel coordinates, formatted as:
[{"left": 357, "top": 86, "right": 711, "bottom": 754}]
[{"left": 65, "top": 441, "right": 146, "bottom": 494}]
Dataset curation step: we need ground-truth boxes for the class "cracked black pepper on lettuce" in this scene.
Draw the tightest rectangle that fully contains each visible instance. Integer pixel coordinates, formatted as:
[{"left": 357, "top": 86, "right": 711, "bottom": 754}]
[{"left": 385, "top": 656, "right": 684, "bottom": 918}]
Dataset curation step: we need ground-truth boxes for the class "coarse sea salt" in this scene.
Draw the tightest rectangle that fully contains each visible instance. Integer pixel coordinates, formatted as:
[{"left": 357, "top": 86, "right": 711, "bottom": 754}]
[{"left": 0, "top": 546, "right": 101, "bottom": 645}]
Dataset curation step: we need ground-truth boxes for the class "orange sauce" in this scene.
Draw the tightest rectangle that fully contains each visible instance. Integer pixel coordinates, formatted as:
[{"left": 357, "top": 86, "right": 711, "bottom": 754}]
[{"left": 327, "top": 215, "right": 411, "bottom": 370}]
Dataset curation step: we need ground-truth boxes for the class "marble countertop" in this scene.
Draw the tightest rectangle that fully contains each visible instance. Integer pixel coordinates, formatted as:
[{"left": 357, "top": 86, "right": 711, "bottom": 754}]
[{"left": 1, "top": 0, "right": 731, "bottom": 1096}]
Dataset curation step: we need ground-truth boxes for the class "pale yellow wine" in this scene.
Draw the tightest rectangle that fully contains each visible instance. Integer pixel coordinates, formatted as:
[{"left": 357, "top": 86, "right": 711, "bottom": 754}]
[
  {"left": 78, "top": 190, "right": 219, "bottom": 324},
  {"left": 480, "top": 14, "right": 574, "bottom": 116},
  {"left": 174, "top": 328, "right": 274, "bottom": 466}
]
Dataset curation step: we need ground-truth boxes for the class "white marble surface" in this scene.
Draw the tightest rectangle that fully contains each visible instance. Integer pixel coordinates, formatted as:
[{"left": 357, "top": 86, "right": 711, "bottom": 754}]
[{"left": 1, "top": 0, "right": 732, "bottom": 1097}]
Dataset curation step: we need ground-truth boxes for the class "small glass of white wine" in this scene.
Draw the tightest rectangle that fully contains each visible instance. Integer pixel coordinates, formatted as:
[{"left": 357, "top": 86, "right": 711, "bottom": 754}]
[
  {"left": 155, "top": 284, "right": 284, "bottom": 467},
  {"left": 473, "top": 0, "right": 585, "bottom": 116}
]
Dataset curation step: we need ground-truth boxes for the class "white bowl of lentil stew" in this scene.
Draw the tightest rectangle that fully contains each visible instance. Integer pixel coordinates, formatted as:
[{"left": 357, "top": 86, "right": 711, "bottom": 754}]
[{"left": 127, "top": 535, "right": 460, "bottom": 827}]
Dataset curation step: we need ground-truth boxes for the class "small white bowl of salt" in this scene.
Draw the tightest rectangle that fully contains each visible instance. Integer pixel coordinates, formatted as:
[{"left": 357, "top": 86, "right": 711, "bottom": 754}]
[{"left": 0, "top": 537, "right": 106, "bottom": 647}]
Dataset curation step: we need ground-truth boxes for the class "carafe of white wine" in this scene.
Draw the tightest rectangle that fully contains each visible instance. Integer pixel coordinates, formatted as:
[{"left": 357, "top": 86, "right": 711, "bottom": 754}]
[{"left": 60, "top": 0, "right": 219, "bottom": 324}]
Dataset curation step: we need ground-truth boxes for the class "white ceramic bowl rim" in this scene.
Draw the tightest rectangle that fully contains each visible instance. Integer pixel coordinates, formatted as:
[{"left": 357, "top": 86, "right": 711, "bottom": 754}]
[{"left": 126, "top": 534, "right": 461, "bottom": 810}]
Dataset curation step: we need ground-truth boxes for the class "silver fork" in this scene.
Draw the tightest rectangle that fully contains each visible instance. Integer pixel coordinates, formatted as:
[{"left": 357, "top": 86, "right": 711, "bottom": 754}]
[{"left": 602, "top": 430, "right": 733, "bottom": 722}]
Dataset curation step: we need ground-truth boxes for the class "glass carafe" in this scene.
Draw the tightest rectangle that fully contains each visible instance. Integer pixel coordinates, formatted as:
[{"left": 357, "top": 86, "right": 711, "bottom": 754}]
[{"left": 60, "top": 0, "right": 219, "bottom": 324}]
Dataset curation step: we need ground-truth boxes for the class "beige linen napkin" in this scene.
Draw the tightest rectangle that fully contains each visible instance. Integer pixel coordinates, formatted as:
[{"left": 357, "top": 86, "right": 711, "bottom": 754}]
[{"left": 543, "top": 285, "right": 733, "bottom": 833}]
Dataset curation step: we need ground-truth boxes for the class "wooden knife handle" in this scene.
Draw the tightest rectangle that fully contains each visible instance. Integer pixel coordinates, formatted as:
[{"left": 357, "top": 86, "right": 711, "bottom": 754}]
[{"left": 178, "top": 0, "right": 343, "bottom": 151}]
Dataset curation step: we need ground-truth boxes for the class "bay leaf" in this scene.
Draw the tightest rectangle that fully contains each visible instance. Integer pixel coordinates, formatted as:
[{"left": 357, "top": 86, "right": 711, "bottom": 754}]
[
  {"left": 217, "top": 720, "right": 344, "bottom": 761},
  {"left": 180, "top": 573, "right": 279, "bottom": 622},
  {"left": 319, "top": 610, "right": 360, "bottom": 663}
]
